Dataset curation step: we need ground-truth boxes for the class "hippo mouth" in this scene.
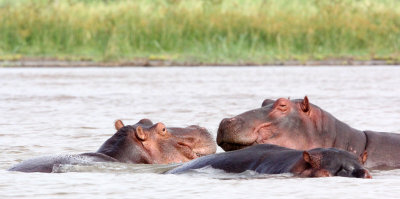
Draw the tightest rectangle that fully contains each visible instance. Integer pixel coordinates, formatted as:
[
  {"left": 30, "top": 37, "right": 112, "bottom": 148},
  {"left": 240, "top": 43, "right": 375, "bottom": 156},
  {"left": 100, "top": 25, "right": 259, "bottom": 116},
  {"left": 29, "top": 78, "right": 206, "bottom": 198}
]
[
  {"left": 217, "top": 119, "right": 264, "bottom": 151},
  {"left": 218, "top": 142, "right": 253, "bottom": 151},
  {"left": 194, "top": 152, "right": 207, "bottom": 158},
  {"left": 192, "top": 145, "right": 216, "bottom": 158},
  {"left": 217, "top": 128, "right": 253, "bottom": 151},
  {"left": 189, "top": 150, "right": 212, "bottom": 159},
  {"left": 217, "top": 128, "right": 258, "bottom": 151},
  {"left": 178, "top": 142, "right": 211, "bottom": 160}
]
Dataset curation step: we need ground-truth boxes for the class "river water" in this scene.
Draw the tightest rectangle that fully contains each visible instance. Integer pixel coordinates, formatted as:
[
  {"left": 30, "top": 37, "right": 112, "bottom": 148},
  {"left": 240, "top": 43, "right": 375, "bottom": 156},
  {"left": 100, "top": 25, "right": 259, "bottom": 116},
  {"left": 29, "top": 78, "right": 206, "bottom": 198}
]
[{"left": 1, "top": 66, "right": 400, "bottom": 198}]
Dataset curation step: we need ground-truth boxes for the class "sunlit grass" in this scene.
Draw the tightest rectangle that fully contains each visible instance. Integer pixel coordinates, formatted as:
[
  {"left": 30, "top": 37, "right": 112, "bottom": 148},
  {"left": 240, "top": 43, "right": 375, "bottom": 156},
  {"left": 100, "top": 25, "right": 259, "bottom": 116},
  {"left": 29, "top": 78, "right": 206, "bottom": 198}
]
[{"left": 0, "top": 0, "right": 399, "bottom": 63}]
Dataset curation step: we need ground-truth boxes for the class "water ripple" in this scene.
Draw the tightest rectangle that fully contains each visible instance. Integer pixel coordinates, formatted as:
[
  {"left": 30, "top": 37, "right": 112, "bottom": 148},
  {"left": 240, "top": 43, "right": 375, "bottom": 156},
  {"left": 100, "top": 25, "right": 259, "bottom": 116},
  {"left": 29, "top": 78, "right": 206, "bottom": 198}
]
[{"left": 1, "top": 66, "right": 400, "bottom": 198}]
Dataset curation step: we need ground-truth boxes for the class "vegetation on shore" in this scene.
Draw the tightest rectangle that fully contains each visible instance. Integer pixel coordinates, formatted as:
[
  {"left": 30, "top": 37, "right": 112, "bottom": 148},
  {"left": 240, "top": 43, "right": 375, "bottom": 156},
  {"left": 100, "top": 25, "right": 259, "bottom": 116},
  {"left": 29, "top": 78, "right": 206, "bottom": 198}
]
[{"left": 1, "top": 0, "right": 400, "bottom": 64}]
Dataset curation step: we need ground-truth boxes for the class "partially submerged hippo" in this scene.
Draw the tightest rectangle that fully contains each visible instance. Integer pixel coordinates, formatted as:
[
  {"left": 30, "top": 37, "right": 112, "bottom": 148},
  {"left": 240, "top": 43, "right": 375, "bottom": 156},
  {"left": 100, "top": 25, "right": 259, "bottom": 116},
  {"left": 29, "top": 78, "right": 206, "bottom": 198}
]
[
  {"left": 217, "top": 96, "right": 400, "bottom": 169},
  {"left": 168, "top": 144, "right": 371, "bottom": 178},
  {"left": 9, "top": 119, "right": 216, "bottom": 172}
]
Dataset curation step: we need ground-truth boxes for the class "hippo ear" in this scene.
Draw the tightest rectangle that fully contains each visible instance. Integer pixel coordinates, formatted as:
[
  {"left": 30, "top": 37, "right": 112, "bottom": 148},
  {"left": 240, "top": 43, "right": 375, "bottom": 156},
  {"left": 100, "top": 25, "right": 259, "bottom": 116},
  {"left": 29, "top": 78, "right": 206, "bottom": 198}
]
[
  {"left": 359, "top": 151, "right": 368, "bottom": 164},
  {"left": 135, "top": 126, "right": 148, "bottom": 141},
  {"left": 300, "top": 96, "right": 310, "bottom": 113},
  {"left": 115, "top": 120, "right": 124, "bottom": 131},
  {"left": 261, "top": 99, "right": 275, "bottom": 107},
  {"left": 303, "top": 151, "right": 312, "bottom": 163},
  {"left": 303, "top": 151, "right": 320, "bottom": 168}
]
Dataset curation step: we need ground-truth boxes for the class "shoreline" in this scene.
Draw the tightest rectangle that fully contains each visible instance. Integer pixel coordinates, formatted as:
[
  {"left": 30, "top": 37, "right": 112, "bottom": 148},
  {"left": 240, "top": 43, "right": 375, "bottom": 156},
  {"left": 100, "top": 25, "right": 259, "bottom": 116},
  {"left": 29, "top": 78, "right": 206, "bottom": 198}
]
[
  {"left": 1, "top": 59, "right": 400, "bottom": 67},
  {"left": 2, "top": 0, "right": 400, "bottom": 69}
]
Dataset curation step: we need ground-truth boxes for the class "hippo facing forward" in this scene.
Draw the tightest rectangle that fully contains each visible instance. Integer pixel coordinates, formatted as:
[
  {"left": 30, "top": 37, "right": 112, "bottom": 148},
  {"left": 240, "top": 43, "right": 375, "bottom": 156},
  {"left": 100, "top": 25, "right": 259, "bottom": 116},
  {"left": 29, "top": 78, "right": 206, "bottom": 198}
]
[
  {"left": 168, "top": 144, "right": 371, "bottom": 178},
  {"left": 9, "top": 119, "right": 216, "bottom": 172},
  {"left": 217, "top": 96, "right": 400, "bottom": 169}
]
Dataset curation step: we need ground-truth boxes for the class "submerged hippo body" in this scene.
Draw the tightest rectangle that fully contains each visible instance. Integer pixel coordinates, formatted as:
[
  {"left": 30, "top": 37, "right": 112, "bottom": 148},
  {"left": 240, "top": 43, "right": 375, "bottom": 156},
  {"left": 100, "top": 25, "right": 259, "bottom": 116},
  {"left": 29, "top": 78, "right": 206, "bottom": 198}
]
[
  {"left": 7, "top": 153, "right": 118, "bottom": 173},
  {"left": 168, "top": 144, "right": 371, "bottom": 178},
  {"left": 9, "top": 119, "right": 216, "bottom": 173},
  {"left": 217, "top": 96, "right": 400, "bottom": 169}
]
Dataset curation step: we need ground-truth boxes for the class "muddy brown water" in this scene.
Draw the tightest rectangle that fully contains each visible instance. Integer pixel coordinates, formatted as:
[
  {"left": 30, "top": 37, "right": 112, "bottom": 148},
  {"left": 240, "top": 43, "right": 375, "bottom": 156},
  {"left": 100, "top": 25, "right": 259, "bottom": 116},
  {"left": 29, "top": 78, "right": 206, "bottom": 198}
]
[{"left": 1, "top": 66, "right": 400, "bottom": 198}]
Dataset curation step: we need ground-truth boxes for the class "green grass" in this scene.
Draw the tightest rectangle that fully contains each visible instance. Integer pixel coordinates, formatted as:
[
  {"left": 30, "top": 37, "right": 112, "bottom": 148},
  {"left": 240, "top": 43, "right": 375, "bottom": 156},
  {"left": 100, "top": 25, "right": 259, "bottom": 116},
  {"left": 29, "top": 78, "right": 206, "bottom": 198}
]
[{"left": 1, "top": 0, "right": 400, "bottom": 64}]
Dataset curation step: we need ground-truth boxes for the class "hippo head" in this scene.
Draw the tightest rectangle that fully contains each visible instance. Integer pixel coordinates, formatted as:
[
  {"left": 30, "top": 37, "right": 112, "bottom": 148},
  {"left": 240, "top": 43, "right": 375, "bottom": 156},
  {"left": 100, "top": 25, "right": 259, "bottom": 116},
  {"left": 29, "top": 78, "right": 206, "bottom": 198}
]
[
  {"left": 97, "top": 119, "right": 216, "bottom": 164},
  {"left": 293, "top": 148, "right": 371, "bottom": 178},
  {"left": 217, "top": 96, "right": 333, "bottom": 151}
]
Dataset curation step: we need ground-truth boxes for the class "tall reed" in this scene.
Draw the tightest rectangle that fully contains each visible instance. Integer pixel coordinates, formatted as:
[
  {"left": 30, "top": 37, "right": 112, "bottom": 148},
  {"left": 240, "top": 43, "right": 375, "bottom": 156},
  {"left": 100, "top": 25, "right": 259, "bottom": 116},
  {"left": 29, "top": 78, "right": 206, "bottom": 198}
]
[{"left": 0, "top": 0, "right": 399, "bottom": 63}]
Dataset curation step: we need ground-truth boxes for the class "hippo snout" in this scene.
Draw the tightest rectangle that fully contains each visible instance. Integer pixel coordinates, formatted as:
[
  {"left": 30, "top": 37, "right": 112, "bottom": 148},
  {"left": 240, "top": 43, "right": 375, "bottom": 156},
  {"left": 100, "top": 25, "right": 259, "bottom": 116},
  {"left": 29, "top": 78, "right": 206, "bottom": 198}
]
[
  {"left": 218, "top": 117, "right": 243, "bottom": 134},
  {"left": 352, "top": 169, "right": 372, "bottom": 179},
  {"left": 221, "top": 117, "right": 238, "bottom": 126},
  {"left": 217, "top": 117, "right": 251, "bottom": 151},
  {"left": 217, "top": 118, "right": 242, "bottom": 140}
]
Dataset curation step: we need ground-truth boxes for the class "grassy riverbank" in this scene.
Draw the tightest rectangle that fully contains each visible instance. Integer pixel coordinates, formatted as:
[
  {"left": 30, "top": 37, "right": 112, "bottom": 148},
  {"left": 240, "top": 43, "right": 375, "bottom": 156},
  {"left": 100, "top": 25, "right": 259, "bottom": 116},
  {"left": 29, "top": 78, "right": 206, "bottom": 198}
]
[{"left": 1, "top": 0, "right": 400, "bottom": 65}]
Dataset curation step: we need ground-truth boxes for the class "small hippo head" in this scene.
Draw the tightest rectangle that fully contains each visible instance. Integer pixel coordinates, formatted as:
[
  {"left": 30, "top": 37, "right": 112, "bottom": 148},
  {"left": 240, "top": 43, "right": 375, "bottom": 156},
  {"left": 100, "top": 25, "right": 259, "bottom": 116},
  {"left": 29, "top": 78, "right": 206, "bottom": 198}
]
[
  {"left": 97, "top": 119, "right": 216, "bottom": 164},
  {"left": 293, "top": 148, "right": 371, "bottom": 178},
  {"left": 217, "top": 96, "right": 334, "bottom": 151}
]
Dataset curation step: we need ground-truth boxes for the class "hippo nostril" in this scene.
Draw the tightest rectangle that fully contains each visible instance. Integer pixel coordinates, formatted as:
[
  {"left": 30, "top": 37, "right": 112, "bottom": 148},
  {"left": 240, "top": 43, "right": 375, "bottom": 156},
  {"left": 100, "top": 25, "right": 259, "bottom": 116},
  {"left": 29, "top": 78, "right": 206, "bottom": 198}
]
[
  {"left": 218, "top": 117, "right": 244, "bottom": 137},
  {"left": 220, "top": 117, "right": 241, "bottom": 127},
  {"left": 221, "top": 118, "right": 231, "bottom": 125},
  {"left": 219, "top": 119, "right": 231, "bottom": 130}
]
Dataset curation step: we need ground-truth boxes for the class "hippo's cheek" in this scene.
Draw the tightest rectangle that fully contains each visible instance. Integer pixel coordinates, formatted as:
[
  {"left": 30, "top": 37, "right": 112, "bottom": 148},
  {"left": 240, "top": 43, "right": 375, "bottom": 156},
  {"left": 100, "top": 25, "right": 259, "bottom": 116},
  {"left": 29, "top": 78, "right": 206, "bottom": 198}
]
[
  {"left": 254, "top": 124, "right": 278, "bottom": 144},
  {"left": 192, "top": 145, "right": 216, "bottom": 157},
  {"left": 257, "top": 134, "right": 308, "bottom": 151},
  {"left": 174, "top": 143, "right": 196, "bottom": 160},
  {"left": 157, "top": 149, "right": 193, "bottom": 164},
  {"left": 313, "top": 169, "right": 332, "bottom": 178}
]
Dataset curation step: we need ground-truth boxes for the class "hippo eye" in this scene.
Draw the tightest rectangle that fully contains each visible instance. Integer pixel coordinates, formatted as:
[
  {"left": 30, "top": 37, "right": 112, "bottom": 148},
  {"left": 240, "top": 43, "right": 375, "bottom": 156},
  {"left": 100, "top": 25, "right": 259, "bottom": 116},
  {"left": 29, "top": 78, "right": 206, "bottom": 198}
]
[
  {"left": 159, "top": 127, "right": 167, "bottom": 135},
  {"left": 335, "top": 166, "right": 349, "bottom": 177}
]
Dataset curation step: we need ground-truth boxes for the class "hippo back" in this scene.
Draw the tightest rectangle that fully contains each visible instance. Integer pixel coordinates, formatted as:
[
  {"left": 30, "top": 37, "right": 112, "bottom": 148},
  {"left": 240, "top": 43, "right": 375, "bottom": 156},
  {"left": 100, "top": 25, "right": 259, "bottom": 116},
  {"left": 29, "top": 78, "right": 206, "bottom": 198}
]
[
  {"left": 8, "top": 153, "right": 117, "bottom": 173},
  {"left": 167, "top": 144, "right": 299, "bottom": 174}
]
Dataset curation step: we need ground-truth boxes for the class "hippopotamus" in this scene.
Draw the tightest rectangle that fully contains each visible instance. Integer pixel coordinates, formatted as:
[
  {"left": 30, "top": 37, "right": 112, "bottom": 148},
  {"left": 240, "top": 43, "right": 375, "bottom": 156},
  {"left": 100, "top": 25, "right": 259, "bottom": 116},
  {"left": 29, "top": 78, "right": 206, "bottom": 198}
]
[
  {"left": 9, "top": 119, "right": 216, "bottom": 172},
  {"left": 217, "top": 96, "right": 400, "bottom": 169},
  {"left": 168, "top": 144, "right": 371, "bottom": 178}
]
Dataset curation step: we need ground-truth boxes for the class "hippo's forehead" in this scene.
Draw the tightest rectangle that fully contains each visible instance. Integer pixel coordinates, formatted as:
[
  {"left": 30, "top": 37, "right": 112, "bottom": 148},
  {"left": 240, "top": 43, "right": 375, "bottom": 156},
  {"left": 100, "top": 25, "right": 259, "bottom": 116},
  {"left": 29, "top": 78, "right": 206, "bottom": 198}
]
[
  {"left": 317, "top": 149, "right": 360, "bottom": 167},
  {"left": 120, "top": 125, "right": 137, "bottom": 133},
  {"left": 167, "top": 127, "right": 189, "bottom": 134},
  {"left": 311, "top": 148, "right": 352, "bottom": 157},
  {"left": 131, "top": 122, "right": 157, "bottom": 131},
  {"left": 168, "top": 126, "right": 209, "bottom": 135},
  {"left": 241, "top": 106, "right": 272, "bottom": 117}
]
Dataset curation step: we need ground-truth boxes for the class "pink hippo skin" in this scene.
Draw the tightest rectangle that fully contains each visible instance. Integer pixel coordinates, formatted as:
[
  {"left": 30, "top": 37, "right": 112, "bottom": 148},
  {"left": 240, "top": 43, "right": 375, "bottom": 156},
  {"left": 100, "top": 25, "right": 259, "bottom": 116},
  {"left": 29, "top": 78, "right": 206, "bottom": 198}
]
[
  {"left": 217, "top": 96, "right": 400, "bottom": 169},
  {"left": 9, "top": 119, "right": 216, "bottom": 172}
]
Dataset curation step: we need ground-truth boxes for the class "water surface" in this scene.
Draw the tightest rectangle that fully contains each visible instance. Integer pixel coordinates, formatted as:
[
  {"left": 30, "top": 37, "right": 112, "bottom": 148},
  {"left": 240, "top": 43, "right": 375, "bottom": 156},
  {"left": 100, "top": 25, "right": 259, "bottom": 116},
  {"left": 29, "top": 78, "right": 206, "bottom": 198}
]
[{"left": 1, "top": 66, "right": 400, "bottom": 198}]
